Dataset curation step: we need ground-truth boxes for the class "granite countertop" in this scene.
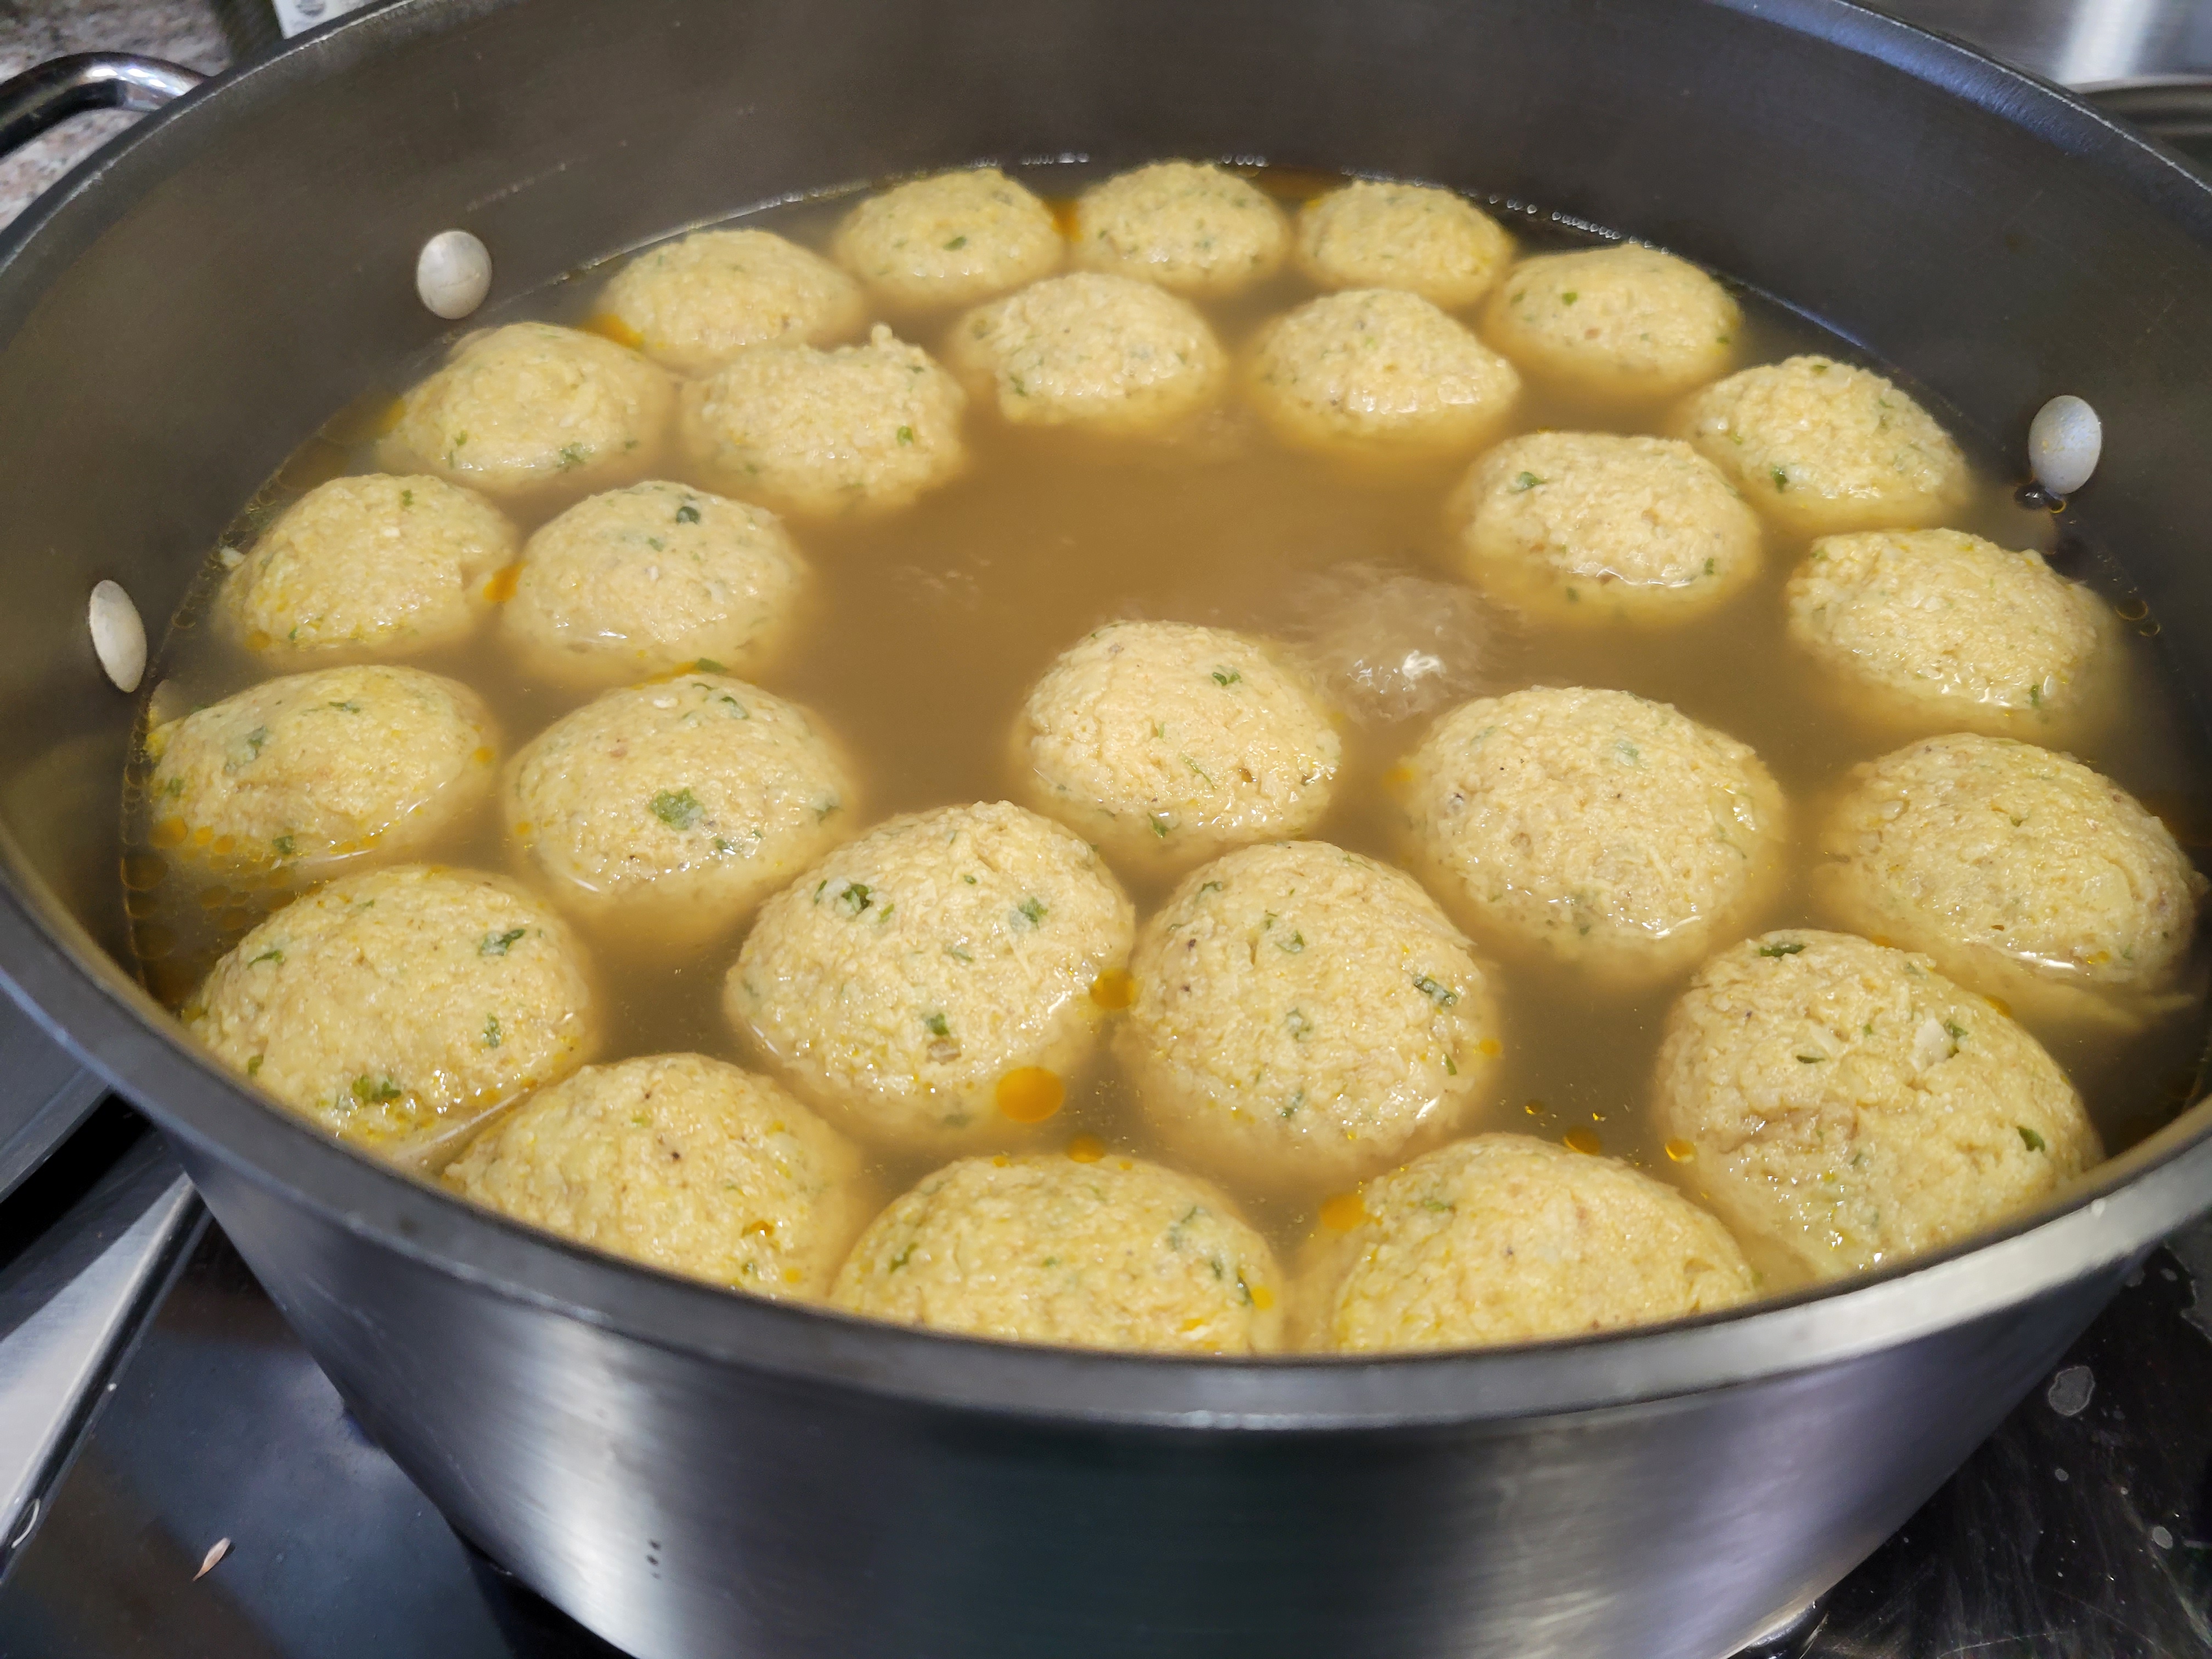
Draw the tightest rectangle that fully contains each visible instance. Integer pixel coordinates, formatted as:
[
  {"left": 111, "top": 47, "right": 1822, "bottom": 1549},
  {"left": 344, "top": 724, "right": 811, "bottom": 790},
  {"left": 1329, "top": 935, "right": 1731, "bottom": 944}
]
[{"left": 0, "top": 0, "right": 229, "bottom": 230}]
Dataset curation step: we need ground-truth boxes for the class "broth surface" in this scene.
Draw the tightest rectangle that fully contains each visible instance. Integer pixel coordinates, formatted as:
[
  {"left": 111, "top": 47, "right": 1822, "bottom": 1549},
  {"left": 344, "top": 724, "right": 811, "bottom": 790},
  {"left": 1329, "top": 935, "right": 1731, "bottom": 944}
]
[{"left": 121, "top": 165, "right": 2212, "bottom": 1289}]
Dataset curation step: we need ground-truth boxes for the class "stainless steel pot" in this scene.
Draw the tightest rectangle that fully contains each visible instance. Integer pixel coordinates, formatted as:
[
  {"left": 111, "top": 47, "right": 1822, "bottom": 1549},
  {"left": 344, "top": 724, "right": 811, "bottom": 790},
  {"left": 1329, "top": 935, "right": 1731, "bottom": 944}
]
[{"left": 1, "top": 3, "right": 2209, "bottom": 1655}]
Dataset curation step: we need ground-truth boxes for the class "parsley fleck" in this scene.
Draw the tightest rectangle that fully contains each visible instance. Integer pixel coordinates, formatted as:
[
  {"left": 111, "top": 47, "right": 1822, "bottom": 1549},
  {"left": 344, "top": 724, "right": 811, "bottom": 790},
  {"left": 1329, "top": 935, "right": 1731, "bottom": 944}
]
[
  {"left": 246, "top": 1054, "right": 262, "bottom": 1076},
  {"left": 326, "top": 700, "right": 363, "bottom": 713},
  {"left": 1014, "top": 896, "right": 1047, "bottom": 928},
  {"left": 483, "top": 1014, "right": 501, "bottom": 1048},
  {"left": 1757, "top": 941, "right": 1805, "bottom": 957},
  {"left": 1770, "top": 465, "right": 1790, "bottom": 492},
  {"left": 1210, "top": 668, "right": 1242, "bottom": 687},
  {"left": 674, "top": 502, "right": 701, "bottom": 524},
  {"left": 480, "top": 927, "right": 528, "bottom": 956},
  {"left": 1413, "top": 974, "right": 1458, "bottom": 1007},
  {"left": 836, "top": 882, "right": 874, "bottom": 916},
  {"left": 1279, "top": 930, "right": 1305, "bottom": 953},
  {"left": 249, "top": 947, "right": 284, "bottom": 967},
  {"left": 351, "top": 1074, "right": 402, "bottom": 1105},
  {"left": 650, "top": 788, "right": 706, "bottom": 830},
  {"left": 896, "top": 425, "right": 915, "bottom": 445},
  {"left": 691, "top": 657, "right": 725, "bottom": 673},
  {"left": 944, "top": 234, "right": 968, "bottom": 250},
  {"left": 556, "top": 442, "right": 590, "bottom": 471},
  {"left": 270, "top": 835, "right": 296, "bottom": 857},
  {"left": 1150, "top": 815, "right": 1171, "bottom": 839},
  {"left": 923, "top": 1012, "right": 950, "bottom": 1038},
  {"left": 1511, "top": 471, "right": 1545, "bottom": 492},
  {"left": 400, "top": 489, "right": 414, "bottom": 507},
  {"left": 1561, "top": 290, "right": 1579, "bottom": 304},
  {"left": 2018, "top": 1125, "right": 2047, "bottom": 1153}
]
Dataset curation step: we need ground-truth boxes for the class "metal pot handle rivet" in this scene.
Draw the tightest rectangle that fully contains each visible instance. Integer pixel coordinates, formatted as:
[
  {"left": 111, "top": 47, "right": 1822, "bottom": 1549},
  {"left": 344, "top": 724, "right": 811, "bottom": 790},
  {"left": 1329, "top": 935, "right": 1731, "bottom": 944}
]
[
  {"left": 87, "top": 580, "right": 145, "bottom": 693},
  {"left": 2030, "top": 394, "right": 2102, "bottom": 498},
  {"left": 417, "top": 230, "right": 492, "bottom": 320}
]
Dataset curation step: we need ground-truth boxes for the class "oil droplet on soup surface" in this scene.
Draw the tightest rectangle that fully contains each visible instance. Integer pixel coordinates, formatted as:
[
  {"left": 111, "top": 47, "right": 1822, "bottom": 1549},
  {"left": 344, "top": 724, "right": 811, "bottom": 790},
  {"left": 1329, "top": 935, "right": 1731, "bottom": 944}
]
[
  {"left": 1318, "top": 1191, "right": 1367, "bottom": 1232},
  {"left": 1089, "top": 968, "right": 1136, "bottom": 1010},
  {"left": 996, "top": 1067, "right": 1064, "bottom": 1124}
]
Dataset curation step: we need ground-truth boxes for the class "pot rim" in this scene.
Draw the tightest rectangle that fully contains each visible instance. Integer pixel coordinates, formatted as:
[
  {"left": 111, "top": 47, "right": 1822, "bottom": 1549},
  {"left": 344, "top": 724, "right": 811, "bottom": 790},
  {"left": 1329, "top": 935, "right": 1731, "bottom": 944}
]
[{"left": 3, "top": 0, "right": 2209, "bottom": 1432}]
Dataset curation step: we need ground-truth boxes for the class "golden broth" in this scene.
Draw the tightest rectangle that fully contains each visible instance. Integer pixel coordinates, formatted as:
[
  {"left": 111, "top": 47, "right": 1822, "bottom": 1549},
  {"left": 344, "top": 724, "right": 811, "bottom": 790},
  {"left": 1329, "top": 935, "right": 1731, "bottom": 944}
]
[{"left": 120, "top": 167, "right": 2212, "bottom": 1286}]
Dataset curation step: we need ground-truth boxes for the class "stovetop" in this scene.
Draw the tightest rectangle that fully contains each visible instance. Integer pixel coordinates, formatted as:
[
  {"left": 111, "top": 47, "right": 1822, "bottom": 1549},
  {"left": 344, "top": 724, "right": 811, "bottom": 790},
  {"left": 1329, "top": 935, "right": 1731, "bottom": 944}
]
[{"left": 0, "top": 1192, "right": 2206, "bottom": 1657}]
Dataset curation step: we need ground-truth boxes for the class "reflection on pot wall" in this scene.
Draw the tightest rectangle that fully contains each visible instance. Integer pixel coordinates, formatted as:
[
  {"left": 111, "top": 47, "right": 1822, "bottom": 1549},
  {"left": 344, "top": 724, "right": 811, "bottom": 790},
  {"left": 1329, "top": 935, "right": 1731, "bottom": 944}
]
[{"left": 1874, "top": 0, "right": 2212, "bottom": 84}]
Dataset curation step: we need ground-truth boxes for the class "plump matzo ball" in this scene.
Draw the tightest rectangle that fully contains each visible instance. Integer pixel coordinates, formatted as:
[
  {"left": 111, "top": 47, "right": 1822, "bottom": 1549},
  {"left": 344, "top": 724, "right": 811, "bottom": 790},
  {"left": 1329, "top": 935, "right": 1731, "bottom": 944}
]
[
  {"left": 1011, "top": 620, "right": 1341, "bottom": 876},
  {"left": 1069, "top": 160, "right": 1289, "bottom": 297},
  {"left": 445, "top": 1052, "right": 866, "bottom": 1297},
  {"left": 505, "top": 675, "right": 855, "bottom": 943},
  {"left": 595, "top": 228, "right": 866, "bottom": 374},
  {"left": 1295, "top": 180, "right": 1514, "bottom": 309},
  {"left": 1785, "top": 529, "right": 2113, "bottom": 736},
  {"left": 188, "top": 865, "right": 598, "bottom": 1159},
  {"left": 1818, "top": 734, "right": 2205, "bottom": 1012},
  {"left": 833, "top": 167, "right": 1063, "bottom": 311},
  {"left": 222, "top": 475, "right": 518, "bottom": 667},
  {"left": 831, "top": 1151, "right": 1283, "bottom": 1352},
  {"left": 1398, "top": 687, "right": 1788, "bottom": 985},
  {"left": 1297, "top": 1135, "right": 1754, "bottom": 1352},
  {"left": 496, "top": 481, "right": 809, "bottom": 691},
  {"left": 1654, "top": 930, "right": 2100, "bottom": 1280},
  {"left": 1449, "top": 432, "right": 1761, "bottom": 624},
  {"left": 677, "top": 325, "right": 968, "bottom": 520},
  {"left": 381, "top": 323, "right": 675, "bottom": 498},
  {"left": 1245, "top": 289, "right": 1521, "bottom": 461},
  {"left": 946, "top": 273, "right": 1227, "bottom": 435},
  {"left": 1118, "top": 842, "right": 1502, "bottom": 1190},
  {"left": 143, "top": 665, "right": 495, "bottom": 877},
  {"left": 727, "top": 802, "right": 1135, "bottom": 1147},
  {"left": 1675, "top": 356, "right": 1969, "bottom": 536},
  {"left": 1482, "top": 244, "right": 1740, "bottom": 402}
]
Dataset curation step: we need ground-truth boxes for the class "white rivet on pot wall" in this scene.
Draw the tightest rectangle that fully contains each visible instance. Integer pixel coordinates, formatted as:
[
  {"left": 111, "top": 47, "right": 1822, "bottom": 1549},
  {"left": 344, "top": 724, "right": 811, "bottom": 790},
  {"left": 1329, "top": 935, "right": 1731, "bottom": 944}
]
[
  {"left": 2029, "top": 394, "right": 2102, "bottom": 498},
  {"left": 88, "top": 579, "right": 146, "bottom": 694},
  {"left": 416, "top": 229, "right": 492, "bottom": 320}
]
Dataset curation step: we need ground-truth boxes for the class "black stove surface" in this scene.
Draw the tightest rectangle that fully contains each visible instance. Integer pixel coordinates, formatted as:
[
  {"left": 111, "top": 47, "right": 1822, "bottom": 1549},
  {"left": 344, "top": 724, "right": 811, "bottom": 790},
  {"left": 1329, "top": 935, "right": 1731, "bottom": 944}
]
[{"left": 0, "top": 1224, "right": 2207, "bottom": 1658}]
